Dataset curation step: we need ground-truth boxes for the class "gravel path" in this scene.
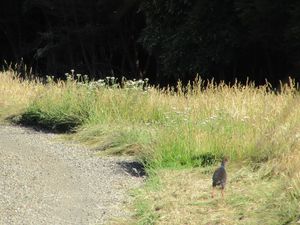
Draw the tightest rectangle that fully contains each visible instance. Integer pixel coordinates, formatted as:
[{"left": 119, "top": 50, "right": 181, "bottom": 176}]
[{"left": 0, "top": 125, "right": 144, "bottom": 225}]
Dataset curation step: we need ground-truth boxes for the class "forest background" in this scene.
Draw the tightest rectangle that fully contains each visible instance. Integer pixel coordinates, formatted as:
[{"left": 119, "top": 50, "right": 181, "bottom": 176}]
[{"left": 1, "top": 0, "right": 300, "bottom": 85}]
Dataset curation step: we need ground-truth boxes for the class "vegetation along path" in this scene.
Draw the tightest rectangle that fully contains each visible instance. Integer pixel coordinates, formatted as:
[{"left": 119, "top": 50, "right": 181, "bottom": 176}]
[{"left": 0, "top": 125, "right": 143, "bottom": 225}]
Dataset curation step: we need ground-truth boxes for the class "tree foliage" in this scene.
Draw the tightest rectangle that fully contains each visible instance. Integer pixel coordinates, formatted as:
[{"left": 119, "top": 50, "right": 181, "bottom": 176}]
[
  {"left": 140, "top": 0, "right": 299, "bottom": 83},
  {"left": 1, "top": 0, "right": 145, "bottom": 78},
  {"left": 0, "top": 0, "right": 299, "bottom": 84}
]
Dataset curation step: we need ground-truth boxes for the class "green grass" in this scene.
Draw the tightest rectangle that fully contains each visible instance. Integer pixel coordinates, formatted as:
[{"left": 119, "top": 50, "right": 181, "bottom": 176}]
[
  {"left": 133, "top": 166, "right": 300, "bottom": 225},
  {"left": 0, "top": 70, "right": 43, "bottom": 123},
  {"left": 68, "top": 123, "right": 155, "bottom": 156},
  {"left": 1, "top": 71, "right": 300, "bottom": 224}
]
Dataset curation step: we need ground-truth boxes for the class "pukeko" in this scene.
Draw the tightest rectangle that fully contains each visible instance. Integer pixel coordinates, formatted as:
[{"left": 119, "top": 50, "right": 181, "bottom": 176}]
[{"left": 211, "top": 157, "right": 228, "bottom": 198}]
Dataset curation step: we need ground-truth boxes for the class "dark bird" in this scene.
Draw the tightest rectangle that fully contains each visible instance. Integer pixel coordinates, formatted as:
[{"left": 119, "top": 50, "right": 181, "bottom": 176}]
[{"left": 211, "top": 157, "right": 228, "bottom": 198}]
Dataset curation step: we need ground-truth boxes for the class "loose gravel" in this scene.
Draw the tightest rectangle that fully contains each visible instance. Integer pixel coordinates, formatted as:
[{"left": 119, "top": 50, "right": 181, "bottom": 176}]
[{"left": 0, "top": 125, "right": 144, "bottom": 225}]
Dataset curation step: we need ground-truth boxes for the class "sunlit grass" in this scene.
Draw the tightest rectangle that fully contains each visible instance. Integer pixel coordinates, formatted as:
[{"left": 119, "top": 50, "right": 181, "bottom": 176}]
[
  {"left": 0, "top": 70, "right": 43, "bottom": 122},
  {"left": 136, "top": 166, "right": 298, "bottom": 225},
  {"left": 1, "top": 70, "right": 300, "bottom": 224}
]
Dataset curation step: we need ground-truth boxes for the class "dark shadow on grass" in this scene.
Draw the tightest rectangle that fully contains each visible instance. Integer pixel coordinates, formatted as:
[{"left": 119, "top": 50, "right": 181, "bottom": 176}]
[
  {"left": 7, "top": 114, "right": 78, "bottom": 134},
  {"left": 191, "top": 152, "right": 217, "bottom": 167},
  {"left": 118, "top": 161, "right": 146, "bottom": 177}
]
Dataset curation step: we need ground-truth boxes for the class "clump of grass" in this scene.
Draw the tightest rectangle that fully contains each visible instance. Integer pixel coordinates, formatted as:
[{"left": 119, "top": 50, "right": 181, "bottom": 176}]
[
  {"left": 0, "top": 69, "right": 43, "bottom": 122},
  {"left": 68, "top": 123, "right": 156, "bottom": 156},
  {"left": 20, "top": 78, "right": 96, "bottom": 131}
]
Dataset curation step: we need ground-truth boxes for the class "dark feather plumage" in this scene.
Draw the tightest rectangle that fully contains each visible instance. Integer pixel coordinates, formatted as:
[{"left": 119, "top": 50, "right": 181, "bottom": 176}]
[{"left": 212, "top": 159, "right": 228, "bottom": 189}]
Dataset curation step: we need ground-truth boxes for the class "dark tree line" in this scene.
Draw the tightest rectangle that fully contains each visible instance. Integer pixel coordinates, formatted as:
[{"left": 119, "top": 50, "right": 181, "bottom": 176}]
[{"left": 0, "top": 0, "right": 300, "bottom": 85}]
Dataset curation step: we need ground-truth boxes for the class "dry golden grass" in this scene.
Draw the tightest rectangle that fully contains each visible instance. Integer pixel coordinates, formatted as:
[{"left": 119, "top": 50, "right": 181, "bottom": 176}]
[
  {"left": 136, "top": 165, "right": 297, "bottom": 225},
  {"left": 0, "top": 70, "right": 43, "bottom": 122}
]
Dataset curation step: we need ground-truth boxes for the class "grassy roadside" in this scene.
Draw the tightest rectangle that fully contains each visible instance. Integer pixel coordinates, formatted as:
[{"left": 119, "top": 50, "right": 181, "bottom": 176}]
[
  {"left": 1, "top": 70, "right": 300, "bottom": 224},
  {"left": 0, "top": 70, "right": 43, "bottom": 123}
]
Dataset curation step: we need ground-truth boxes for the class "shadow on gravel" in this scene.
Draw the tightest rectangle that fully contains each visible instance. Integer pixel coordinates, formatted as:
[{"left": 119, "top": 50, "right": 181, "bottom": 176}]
[
  {"left": 19, "top": 123, "right": 77, "bottom": 134},
  {"left": 118, "top": 161, "right": 146, "bottom": 177},
  {"left": 7, "top": 114, "right": 77, "bottom": 134}
]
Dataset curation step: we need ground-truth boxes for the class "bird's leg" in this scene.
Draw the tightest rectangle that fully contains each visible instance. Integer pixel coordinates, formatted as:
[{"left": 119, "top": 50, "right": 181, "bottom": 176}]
[
  {"left": 211, "top": 187, "right": 215, "bottom": 198},
  {"left": 221, "top": 188, "right": 225, "bottom": 198}
]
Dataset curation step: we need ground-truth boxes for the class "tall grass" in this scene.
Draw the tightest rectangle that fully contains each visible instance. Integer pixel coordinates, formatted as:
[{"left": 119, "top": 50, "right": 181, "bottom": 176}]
[
  {"left": 2, "top": 71, "right": 299, "bottom": 165},
  {"left": 21, "top": 79, "right": 96, "bottom": 130},
  {"left": 1, "top": 70, "right": 300, "bottom": 224},
  {"left": 0, "top": 70, "right": 43, "bottom": 121}
]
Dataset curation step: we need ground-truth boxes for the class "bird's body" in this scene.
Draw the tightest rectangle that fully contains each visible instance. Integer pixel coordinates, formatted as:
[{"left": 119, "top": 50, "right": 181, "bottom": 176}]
[
  {"left": 212, "top": 164, "right": 227, "bottom": 188},
  {"left": 211, "top": 158, "right": 228, "bottom": 198}
]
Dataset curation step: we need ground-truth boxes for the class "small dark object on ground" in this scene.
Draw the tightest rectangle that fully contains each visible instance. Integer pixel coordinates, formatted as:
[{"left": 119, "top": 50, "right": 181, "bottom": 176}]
[
  {"left": 211, "top": 157, "right": 228, "bottom": 198},
  {"left": 118, "top": 161, "right": 146, "bottom": 177}
]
